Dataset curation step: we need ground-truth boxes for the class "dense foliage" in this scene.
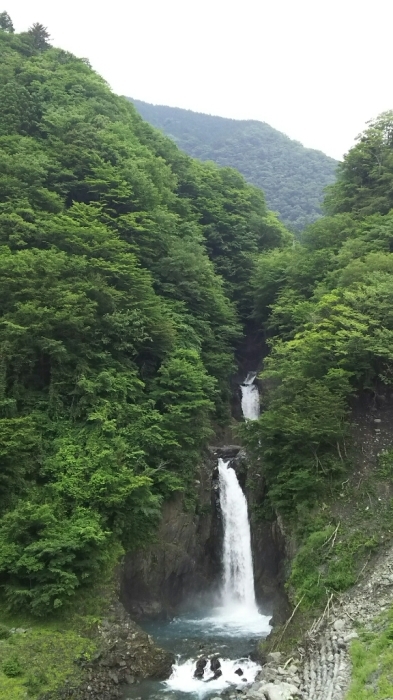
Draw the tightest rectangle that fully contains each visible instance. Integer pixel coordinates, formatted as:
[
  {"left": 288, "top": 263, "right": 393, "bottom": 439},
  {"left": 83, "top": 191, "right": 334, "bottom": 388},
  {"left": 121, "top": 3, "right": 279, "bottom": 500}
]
[
  {"left": 0, "top": 23, "right": 288, "bottom": 614},
  {"left": 242, "top": 111, "right": 393, "bottom": 517},
  {"left": 130, "top": 100, "right": 338, "bottom": 232}
]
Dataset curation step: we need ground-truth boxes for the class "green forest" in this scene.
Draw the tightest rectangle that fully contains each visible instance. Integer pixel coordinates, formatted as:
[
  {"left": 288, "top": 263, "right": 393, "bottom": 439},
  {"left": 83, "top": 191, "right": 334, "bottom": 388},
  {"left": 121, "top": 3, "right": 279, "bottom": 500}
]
[
  {"left": 232, "top": 109, "right": 393, "bottom": 623},
  {"left": 2, "top": 10, "right": 393, "bottom": 634},
  {"left": 130, "top": 99, "right": 338, "bottom": 232},
  {"left": 241, "top": 110, "right": 393, "bottom": 525},
  {"left": 0, "top": 18, "right": 288, "bottom": 616}
]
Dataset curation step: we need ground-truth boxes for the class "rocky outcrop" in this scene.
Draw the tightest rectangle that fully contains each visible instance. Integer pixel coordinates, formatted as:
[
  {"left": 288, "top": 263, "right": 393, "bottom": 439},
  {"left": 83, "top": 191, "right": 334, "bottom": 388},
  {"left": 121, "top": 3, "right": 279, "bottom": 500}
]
[
  {"left": 194, "top": 657, "right": 208, "bottom": 679},
  {"left": 43, "top": 603, "right": 174, "bottom": 700},
  {"left": 209, "top": 445, "right": 244, "bottom": 460},
  {"left": 120, "top": 459, "right": 222, "bottom": 618}
]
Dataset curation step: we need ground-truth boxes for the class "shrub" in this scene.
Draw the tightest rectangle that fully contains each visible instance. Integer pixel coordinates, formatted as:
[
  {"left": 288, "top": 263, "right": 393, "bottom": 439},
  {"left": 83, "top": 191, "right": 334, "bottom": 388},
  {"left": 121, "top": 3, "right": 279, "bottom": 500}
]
[
  {"left": 2, "top": 656, "right": 22, "bottom": 677},
  {"left": 0, "top": 623, "right": 10, "bottom": 639}
]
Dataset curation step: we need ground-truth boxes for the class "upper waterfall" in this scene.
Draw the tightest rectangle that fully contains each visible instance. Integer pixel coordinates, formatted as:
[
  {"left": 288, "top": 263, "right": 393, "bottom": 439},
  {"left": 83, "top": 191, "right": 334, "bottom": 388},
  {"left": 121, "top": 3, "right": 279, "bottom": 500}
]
[{"left": 240, "top": 371, "right": 260, "bottom": 420}]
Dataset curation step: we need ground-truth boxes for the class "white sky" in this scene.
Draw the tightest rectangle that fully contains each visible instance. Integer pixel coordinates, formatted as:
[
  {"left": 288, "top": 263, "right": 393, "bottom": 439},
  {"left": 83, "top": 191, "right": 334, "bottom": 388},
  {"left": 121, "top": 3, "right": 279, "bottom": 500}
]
[{"left": 8, "top": 0, "right": 393, "bottom": 160}]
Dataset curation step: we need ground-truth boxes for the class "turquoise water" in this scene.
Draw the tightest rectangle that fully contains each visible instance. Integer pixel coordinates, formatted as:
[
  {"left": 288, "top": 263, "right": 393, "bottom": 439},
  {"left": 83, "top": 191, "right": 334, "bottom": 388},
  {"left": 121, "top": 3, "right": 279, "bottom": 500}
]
[{"left": 123, "top": 605, "right": 271, "bottom": 699}]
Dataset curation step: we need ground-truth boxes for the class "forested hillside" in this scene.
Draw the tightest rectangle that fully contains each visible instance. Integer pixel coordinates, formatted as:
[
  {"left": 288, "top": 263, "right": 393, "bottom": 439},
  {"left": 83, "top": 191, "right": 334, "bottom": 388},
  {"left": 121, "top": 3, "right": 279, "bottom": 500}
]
[
  {"left": 129, "top": 99, "right": 338, "bottom": 232},
  {"left": 242, "top": 110, "right": 393, "bottom": 608},
  {"left": 0, "top": 21, "right": 288, "bottom": 615}
]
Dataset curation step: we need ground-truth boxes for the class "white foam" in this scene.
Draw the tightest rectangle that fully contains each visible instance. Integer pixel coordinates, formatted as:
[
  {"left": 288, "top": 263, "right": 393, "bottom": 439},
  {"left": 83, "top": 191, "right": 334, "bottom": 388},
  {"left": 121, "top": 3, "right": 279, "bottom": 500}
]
[
  {"left": 198, "top": 604, "right": 272, "bottom": 637},
  {"left": 165, "top": 656, "right": 261, "bottom": 697}
]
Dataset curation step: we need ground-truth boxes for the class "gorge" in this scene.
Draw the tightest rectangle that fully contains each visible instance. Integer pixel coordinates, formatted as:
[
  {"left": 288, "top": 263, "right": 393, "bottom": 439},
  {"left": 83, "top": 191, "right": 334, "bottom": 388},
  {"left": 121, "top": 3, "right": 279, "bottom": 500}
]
[
  {"left": 3, "top": 18, "right": 393, "bottom": 700},
  {"left": 123, "top": 377, "right": 272, "bottom": 699}
]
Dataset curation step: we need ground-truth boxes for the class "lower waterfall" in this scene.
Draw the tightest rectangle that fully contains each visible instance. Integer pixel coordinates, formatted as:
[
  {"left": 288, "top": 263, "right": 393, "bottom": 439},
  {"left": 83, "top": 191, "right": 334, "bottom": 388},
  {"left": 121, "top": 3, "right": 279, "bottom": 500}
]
[
  {"left": 161, "top": 459, "right": 270, "bottom": 697},
  {"left": 219, "top": 457, "right": 258, "bottom": 611}
]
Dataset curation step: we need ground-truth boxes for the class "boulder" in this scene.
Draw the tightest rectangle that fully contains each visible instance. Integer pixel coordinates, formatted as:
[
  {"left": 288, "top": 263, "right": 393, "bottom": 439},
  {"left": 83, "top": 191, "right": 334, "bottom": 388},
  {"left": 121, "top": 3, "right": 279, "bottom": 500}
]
[
  {"left": 194, "top": 657, "right": 207, "bottom": 679},
  {"left": 257, "top": 681, "right": 300, "bottom": 700},
  {"left": 208, "top": 445, "right": 243, "bottom": 459},
  {"left": 210, "top": 655, "right": 221, "bottom": 672},
  {"left": 333, "top": 618, "right": 346, "bottom": 632}
]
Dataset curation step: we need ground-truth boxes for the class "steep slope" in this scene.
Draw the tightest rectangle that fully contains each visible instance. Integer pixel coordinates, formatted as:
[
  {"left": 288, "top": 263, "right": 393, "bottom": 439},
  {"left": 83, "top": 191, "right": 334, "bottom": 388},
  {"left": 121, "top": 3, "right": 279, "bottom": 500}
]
[
  {"left": 0, "top": 24, "right": 288, "bottom": 621},
  {"left": 129, "top": 99, "right": 338, "bottom": 231},
  {"left": 241, "top": 111, "right": 393, "bottom": 697}
]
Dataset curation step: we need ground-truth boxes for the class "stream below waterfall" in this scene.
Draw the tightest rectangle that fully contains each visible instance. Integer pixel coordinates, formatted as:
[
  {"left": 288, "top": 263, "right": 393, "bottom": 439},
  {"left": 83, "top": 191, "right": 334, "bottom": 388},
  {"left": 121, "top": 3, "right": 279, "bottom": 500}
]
[
  {"left": 122, "top": 607, "right": 271, "bottom": 699},
  {"left": 123, "top": 373, "right": 267, "bottom": 699}
]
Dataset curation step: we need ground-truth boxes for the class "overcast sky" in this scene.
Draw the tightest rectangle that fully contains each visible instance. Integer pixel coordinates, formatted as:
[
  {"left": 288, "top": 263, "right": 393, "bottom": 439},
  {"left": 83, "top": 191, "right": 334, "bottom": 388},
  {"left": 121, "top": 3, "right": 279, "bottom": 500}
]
[{"left": 8, "top": 0, "right": 393, "bottom": 160}]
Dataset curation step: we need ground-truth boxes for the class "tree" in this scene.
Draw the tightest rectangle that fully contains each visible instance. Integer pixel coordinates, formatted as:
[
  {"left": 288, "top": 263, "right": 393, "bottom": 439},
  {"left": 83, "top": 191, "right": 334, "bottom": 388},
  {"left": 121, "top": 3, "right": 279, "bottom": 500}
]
[
  {"left": 0, "top": 11, "right": 14, "bottom": 32},
  {"left": 27, "top": 22, "right": 51, "bottom": 50},
  {"left": 325, "top": 111, "right": 393, "bottom": 218},
  {"left": 152, "top": 348, "right": 217, "bottom": 473}
]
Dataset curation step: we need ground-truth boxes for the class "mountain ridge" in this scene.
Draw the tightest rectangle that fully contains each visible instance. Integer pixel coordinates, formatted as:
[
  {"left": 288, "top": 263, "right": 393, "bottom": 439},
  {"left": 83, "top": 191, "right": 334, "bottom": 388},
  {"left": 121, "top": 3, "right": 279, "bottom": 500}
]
[{"left": 129, "top": 98, "right": 338, "bottom": 231}]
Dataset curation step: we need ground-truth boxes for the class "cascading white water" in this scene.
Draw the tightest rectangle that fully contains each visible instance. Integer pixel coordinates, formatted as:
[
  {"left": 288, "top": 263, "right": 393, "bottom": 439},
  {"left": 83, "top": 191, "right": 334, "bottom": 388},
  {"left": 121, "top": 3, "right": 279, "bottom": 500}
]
[
  {"left": 240, "top": 371, "right": 260, "bottom": 420},
  {"left": 164, "top": 458, "right": 270, "bottom": 696},
  {"left": 218, "top": 458, "right": 257, "bottom": 611},
  {"left": 163, "top": 373, "right": 270, "bottom": 698},
  {"left": 166, "top": 656, "right": 261, "bottom": 696}
]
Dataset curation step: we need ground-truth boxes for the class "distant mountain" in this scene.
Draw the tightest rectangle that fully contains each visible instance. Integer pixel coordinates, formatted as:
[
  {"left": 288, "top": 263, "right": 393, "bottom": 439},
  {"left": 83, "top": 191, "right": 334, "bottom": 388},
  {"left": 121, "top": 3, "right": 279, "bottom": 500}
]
[{"left": 129, "top": 100, "right": 338, "bottom": 232}]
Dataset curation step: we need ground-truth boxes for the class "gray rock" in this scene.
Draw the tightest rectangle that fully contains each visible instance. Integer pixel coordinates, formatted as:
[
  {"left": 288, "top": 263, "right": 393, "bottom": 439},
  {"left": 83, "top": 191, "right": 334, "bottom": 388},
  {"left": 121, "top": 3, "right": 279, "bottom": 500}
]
[
  {"left": 256, "top": 681, "right": 300, "bottom": 699},
  {"left": 333, "top": 619, "right": 346, "bottom": 631},
  {"left": 194, "top": 657, "right": 207, "bottom": 679},
  {"left": 343, "top": 632, "right": 359, "bottom": 642}
]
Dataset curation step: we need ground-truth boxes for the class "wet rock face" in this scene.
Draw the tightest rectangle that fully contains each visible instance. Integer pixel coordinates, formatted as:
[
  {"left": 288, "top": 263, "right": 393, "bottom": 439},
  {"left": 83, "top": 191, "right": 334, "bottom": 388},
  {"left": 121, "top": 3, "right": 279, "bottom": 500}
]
[
  {"left": 121, "top": 448, "right": 288, "bottom": 622},
  {"left": 209, "top": 445, "right": 244, "bottom": 460},
  {"left": 243, "top": 461, "right": 290, "bottom": 620},
  {"left": 121, "top": 460, "right": 223, "bottom": 618},
  {"left": 250, "top": 516, "right": 289, "bottom": 620}
]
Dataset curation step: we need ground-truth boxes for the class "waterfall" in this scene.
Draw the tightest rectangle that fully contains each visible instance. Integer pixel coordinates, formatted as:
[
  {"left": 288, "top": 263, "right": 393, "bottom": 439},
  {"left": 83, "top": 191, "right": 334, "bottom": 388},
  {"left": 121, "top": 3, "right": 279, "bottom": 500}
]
[
  {"left": 240, "top": 371, "right": 260, "bottom": 420},
  {"left": 164, "top": 457, "right": 270, "bottom": 695},
  {"left": 162, "top": 371, "right": 271, "bottom": 697},
  {"left": 218, "top": 458, "right": 258, "bottom": 612}
]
